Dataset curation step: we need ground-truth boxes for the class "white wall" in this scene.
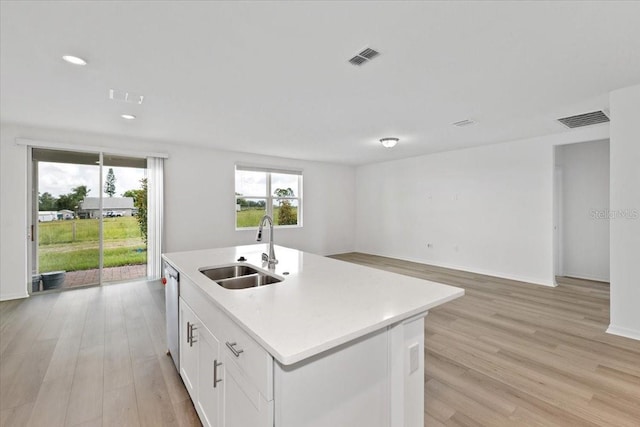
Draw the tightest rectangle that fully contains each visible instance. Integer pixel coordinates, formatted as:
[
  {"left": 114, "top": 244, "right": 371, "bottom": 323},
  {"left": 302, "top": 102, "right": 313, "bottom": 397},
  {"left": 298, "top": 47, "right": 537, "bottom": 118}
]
[
  {"left": 556, "top": 141, "right": 610, "bottom": 282},
  {"left": 0, "top": 135, "right": 28, "bottom": 300},
  {"left": 355, "top": 127, "right": 609, "bottom": 287},
  {"left": 608, "top": 84, "right": 640, "bottom": 340},
  {"left": 164, "top": 144, "right": 355, "bottom": 254},
  {"left": 0, "top": 123, "right": 356, "bottom": 300}
]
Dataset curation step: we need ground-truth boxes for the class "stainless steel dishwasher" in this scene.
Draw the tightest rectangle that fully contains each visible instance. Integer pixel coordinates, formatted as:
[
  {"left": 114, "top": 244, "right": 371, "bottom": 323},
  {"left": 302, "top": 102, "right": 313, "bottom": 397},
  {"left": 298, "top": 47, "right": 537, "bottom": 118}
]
[{"left": 164, "top": 262, "right": 180, "bottom": 372}]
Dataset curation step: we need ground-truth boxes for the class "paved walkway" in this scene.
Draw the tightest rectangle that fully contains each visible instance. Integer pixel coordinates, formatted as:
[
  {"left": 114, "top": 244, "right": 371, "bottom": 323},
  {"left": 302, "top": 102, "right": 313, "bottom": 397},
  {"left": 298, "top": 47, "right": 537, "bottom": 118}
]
[{"left": 36, "top": 265, "right": 147, "bottom": 291}]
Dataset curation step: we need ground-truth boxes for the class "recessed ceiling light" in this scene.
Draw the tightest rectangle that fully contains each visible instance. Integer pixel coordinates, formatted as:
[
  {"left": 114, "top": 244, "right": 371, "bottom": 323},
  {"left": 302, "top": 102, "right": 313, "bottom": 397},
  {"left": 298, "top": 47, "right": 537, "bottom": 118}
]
[
  {"left": 120, "top": 114, "right": 136, "bottom": 120},
  {"left": 380, "top": 137, "right": 399, "bottom": 148},
  {"left": 62, "top": 55, "right": 87, "bottom": 66}
]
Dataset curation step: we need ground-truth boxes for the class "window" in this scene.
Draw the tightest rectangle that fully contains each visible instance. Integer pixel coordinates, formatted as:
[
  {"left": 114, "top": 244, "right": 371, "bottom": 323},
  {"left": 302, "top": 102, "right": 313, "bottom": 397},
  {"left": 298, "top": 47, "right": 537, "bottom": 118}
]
[{"left": 235, "top": 165, "right": 302, "bottom": 229}]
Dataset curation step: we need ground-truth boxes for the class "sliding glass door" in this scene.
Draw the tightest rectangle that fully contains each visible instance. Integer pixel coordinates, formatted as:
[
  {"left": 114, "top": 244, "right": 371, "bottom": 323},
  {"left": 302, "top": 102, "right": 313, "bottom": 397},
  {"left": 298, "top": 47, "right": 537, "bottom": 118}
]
[
  {"left": 30, "top": 148, "right": 149, "bottom": 292},
  {"left": 101, "top": 154, "right": 148, "bottom": 284},
  {"left": 32, "top": 149, "right": 102, "bottom": 290}
]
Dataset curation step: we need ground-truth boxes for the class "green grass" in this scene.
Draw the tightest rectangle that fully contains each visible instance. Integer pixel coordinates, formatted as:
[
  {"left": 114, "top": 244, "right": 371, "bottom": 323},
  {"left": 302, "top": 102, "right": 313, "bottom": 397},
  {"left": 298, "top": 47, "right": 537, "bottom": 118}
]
[
  {"left": 38, "top": 217, "right": 146, "bottom": 272},
  {"left": 39, "top": 243, "right": 146, "bottom": 272},
  {"left": 236, "top": 208, "right": 267, "bottom": 228},
  {"left": 236, "top": 207, "right": 298, "bottom": 228},
  {"left": 39, "top": 212, "right": 300, "bottom": 273},
  {"left": 38, "top": 217, "right": 142, "bottom": 245}
]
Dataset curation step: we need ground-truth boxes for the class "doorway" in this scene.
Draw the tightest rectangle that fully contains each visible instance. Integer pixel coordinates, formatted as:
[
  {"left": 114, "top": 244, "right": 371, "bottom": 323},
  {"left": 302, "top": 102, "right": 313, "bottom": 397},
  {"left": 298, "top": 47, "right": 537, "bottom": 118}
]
[
  {"left": 30, "top": 148, "right": 148, "bottom": 292},
  {"left": 553, "top": 140, "right": 610, "bottom": 283}
]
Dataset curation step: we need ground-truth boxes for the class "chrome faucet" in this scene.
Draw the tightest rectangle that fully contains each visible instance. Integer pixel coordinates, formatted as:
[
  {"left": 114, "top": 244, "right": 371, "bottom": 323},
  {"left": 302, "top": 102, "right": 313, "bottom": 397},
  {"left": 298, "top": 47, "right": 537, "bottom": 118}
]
[{"left": 256, "top": 215, "right": 278, "bottom": 268}]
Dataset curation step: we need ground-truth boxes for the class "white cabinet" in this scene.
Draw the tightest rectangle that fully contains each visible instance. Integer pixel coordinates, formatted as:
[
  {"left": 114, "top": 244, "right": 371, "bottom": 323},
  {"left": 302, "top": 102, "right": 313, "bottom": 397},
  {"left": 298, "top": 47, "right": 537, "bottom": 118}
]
[
  {"left": 179, "top": 298, "right": 199, "bottom": 399},
  {"left": 221, "top": 354, "right": 272, "bottom": 427},
  {"left": 179, "top": 278, "right": 273, "bottom": 427},
  {"left": 197, "top": 323, "right": 221, "bottom": 427},
  {"left": 180, "top": 297, "right": 223, "bottom": 427}
]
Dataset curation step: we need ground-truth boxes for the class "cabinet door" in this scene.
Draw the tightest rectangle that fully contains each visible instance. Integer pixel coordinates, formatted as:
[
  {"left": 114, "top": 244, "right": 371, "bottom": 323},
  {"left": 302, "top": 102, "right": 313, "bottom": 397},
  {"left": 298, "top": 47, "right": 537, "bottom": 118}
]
[
  {"left": 179, "top": 298, "right": 199, "bottom": 399},
  {"left": 221, "top": 354, "right": 272, "bottom": 427},
  {"left": 197, "top": 325, "right": 221, "bottom": 427}
]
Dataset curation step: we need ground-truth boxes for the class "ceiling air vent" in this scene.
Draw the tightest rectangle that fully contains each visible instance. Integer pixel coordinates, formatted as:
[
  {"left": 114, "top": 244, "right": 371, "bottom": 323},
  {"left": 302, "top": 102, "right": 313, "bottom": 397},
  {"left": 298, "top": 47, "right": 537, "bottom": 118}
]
[
  {"left": 358, "top": 48, "right": 379, "bottom": 60},
  {"left": 557, "top": 110, "right": 609, "bottom": 129},
  {"left": 348, "top": 47, "right": 380, "bottom": 66},
  {"left": 452, "top": 119, "right": 476, "bottom": 127},
  {"left": 348, "top": 55, "right": 368, "bottom": 66},
  {"left": 109, "top": 89, "right": 144, "bottom": 105}
]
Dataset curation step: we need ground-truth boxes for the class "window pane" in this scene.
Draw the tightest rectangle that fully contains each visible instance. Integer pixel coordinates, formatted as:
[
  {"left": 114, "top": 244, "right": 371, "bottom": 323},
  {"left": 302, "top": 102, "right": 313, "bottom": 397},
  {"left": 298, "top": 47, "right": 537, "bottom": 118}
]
[
  {"left": 236, "top": 170, "right": 266, "bottom": 197},
  {"left": 236, "top": 198, "right": 266, "bottom": 228},
  {"left": 274, "top": 199, "right": 299, "bottom": 226},
  {"left": 271, "top": 173, "right": 299, "bottom": 197}
]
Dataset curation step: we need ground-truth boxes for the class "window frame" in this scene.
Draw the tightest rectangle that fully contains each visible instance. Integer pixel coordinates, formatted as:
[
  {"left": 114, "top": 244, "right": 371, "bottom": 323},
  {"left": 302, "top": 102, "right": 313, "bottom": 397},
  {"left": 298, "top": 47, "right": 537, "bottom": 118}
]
[{"left": 234, "top": 165, "right": 303, "bottom": 230}]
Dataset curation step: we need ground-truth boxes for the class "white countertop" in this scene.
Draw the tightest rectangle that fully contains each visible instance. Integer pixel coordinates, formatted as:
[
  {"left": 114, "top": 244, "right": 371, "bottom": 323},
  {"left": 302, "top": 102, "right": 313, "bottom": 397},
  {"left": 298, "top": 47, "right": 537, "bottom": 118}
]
[{"left": 163, "top": 245, "right": 464, "bottom": 365}]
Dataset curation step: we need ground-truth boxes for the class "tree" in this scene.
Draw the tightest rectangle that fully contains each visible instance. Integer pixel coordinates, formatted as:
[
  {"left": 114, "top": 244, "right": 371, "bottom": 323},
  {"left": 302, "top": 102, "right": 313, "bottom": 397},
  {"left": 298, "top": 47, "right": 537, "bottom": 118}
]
[
  {"left": 235, "top": 192, "right": 248, "bottom": 208},
  {"left": 54, "top": 186, "right": 90, "bottom": 211},
  {"left": 39, "top": 192, "right": 57, "bottom": 210},
  {"left": 274, "top": 187, "right": 297, "bottom": 225},
  {"left": 71, "top": 185, "right": 89, "bottom": 201},
  {"left": 235, "top": 193, "right": 265, "bottom": 209},
  {"left": 104, "top": 168, "right": 116, "bottom": 197},
  {"left": 122, "top": 189, "right": 139, "bottom": 203},
  {"left": 56, "top": 194, "right": 75, "bottom": 211},
  {"left": 134, "top": 178, "right": 148, "bottom": 244}
]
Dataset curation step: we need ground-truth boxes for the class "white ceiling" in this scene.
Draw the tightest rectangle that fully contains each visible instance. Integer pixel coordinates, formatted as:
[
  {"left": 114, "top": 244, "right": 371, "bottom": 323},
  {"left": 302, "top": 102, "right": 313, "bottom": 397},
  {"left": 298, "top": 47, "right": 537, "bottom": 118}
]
[{"left": 1, "top": 1, "right": 639, "bottom": 165}]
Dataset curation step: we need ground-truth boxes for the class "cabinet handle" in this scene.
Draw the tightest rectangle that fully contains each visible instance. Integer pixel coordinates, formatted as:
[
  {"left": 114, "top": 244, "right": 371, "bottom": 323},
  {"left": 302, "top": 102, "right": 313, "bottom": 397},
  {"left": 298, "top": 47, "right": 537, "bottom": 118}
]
[
  {"left": 225, "top": 341, "right": 244, "bottom": 357},
  {"left": 187, "top": 322, "right": 198, "bottom": 347},
  {"left": 213, "top": 359, "right": 223, "bottom": 388},
  {"left": 190, "top": 325, "right": 198, "bottom": 347}
]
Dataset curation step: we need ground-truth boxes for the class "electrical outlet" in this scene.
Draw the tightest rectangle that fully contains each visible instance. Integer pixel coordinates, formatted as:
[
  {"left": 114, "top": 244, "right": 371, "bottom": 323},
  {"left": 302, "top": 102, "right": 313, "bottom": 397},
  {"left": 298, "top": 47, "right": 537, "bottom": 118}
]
[
  {"left": 427, "top": 243, "right": 433, "bottom": 248},
  {"left": 409, "top": 343, "right": 419, "bottom": 374}
]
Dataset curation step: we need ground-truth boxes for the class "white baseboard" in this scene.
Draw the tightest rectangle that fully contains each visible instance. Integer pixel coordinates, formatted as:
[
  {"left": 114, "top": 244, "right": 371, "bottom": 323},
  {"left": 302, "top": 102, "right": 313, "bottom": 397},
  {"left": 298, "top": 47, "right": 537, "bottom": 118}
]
[
  {"left": 562, "top": 272, "right": 610, "bottom": 283},
  {"left": 359, "top": 251, "right": 556, "bottom": 287},
  {"left": 0, "top": 292, "right": 29, "bottom": 302},
  {"left": 433, "top": 261, "right": 556, "bottom": 287},
  {"left": 606, "top": 324, "right": 640, "bottom": 341}
]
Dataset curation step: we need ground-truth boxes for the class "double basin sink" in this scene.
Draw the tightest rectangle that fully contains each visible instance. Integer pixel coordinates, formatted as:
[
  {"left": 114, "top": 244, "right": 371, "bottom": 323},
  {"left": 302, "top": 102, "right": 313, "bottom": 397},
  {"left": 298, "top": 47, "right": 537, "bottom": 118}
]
[{"left": 200, "top": 264, "right": 282, "bottom": 290}]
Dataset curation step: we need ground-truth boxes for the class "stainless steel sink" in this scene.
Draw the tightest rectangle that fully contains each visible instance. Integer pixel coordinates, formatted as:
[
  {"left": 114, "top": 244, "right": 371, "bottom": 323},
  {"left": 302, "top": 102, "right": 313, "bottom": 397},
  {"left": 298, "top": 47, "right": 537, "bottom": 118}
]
[
  {"left": 200, "top": 265, "right": 260, "bottom": 281},
  {"left": 199, "top": 264, "right": 283, "bottom": 289},
  {"left": 216, "top": 273, "right": 282, "bottom": 289}
]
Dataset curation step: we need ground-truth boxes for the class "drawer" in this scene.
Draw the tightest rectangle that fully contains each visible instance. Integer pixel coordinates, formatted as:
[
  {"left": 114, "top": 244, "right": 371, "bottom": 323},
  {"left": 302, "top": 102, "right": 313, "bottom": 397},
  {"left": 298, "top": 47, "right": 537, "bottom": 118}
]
[
  {"left": 220, "top": 314, "right": 273, "bottom": 401},
  {"left": 180, "top": 276, "right": 224, "bottom": 338}
]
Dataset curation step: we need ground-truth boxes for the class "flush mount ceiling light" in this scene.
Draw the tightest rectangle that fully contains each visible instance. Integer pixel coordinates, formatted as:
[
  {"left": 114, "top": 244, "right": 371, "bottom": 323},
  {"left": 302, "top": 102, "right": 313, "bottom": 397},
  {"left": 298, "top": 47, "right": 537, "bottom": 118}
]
[
  {"left": 120, "top": 114, "right": 136, "bottom": 120},
  {"left": 380, "top": 137, "right": 399, "bottom": 148},
  {"left": 62, "top": 55, "right": 87, "bottom": 66}
]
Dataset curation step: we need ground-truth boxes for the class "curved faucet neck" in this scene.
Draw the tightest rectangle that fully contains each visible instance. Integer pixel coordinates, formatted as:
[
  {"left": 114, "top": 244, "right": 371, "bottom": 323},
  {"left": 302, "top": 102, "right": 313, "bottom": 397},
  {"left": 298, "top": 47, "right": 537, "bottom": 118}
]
[{"left": 257, "top": 215, "right": 277, "bottom": 267}]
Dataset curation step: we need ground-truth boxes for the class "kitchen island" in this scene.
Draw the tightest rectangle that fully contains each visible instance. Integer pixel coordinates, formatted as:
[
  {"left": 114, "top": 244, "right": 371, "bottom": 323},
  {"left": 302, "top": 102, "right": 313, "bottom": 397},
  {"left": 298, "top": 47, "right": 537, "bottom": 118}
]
[{"left": 163, "top": 244, "right": 463, "bottom": 427}]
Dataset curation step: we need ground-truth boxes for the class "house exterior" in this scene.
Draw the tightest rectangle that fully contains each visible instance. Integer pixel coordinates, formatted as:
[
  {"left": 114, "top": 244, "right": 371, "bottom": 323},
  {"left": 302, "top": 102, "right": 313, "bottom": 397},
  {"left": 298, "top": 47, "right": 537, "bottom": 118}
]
[
  {"left": 58, "top": 209, "right": 74, "bottom": 220},
  {"left": 38, "top": 211, "right": 58, "bottom": 222},
  {"left": 38, "top": 210, "right": 75, "bottom": 221},
  {"left": 78, "top": 197, "right": 134, "bottom": 219}
]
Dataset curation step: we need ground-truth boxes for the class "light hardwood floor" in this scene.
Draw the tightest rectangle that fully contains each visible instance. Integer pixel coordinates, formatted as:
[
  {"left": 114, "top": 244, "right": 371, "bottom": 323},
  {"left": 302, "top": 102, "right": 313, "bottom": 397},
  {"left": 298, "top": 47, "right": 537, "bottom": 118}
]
[
  {"left": 330, "top": 253, "right": 640, "bottom": 427},
  {"left": 0, "top": 280, "right": 200, "bottom": 427},
  {"left": 2, "top": 255, "right": 639, "bottom": 426}
]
